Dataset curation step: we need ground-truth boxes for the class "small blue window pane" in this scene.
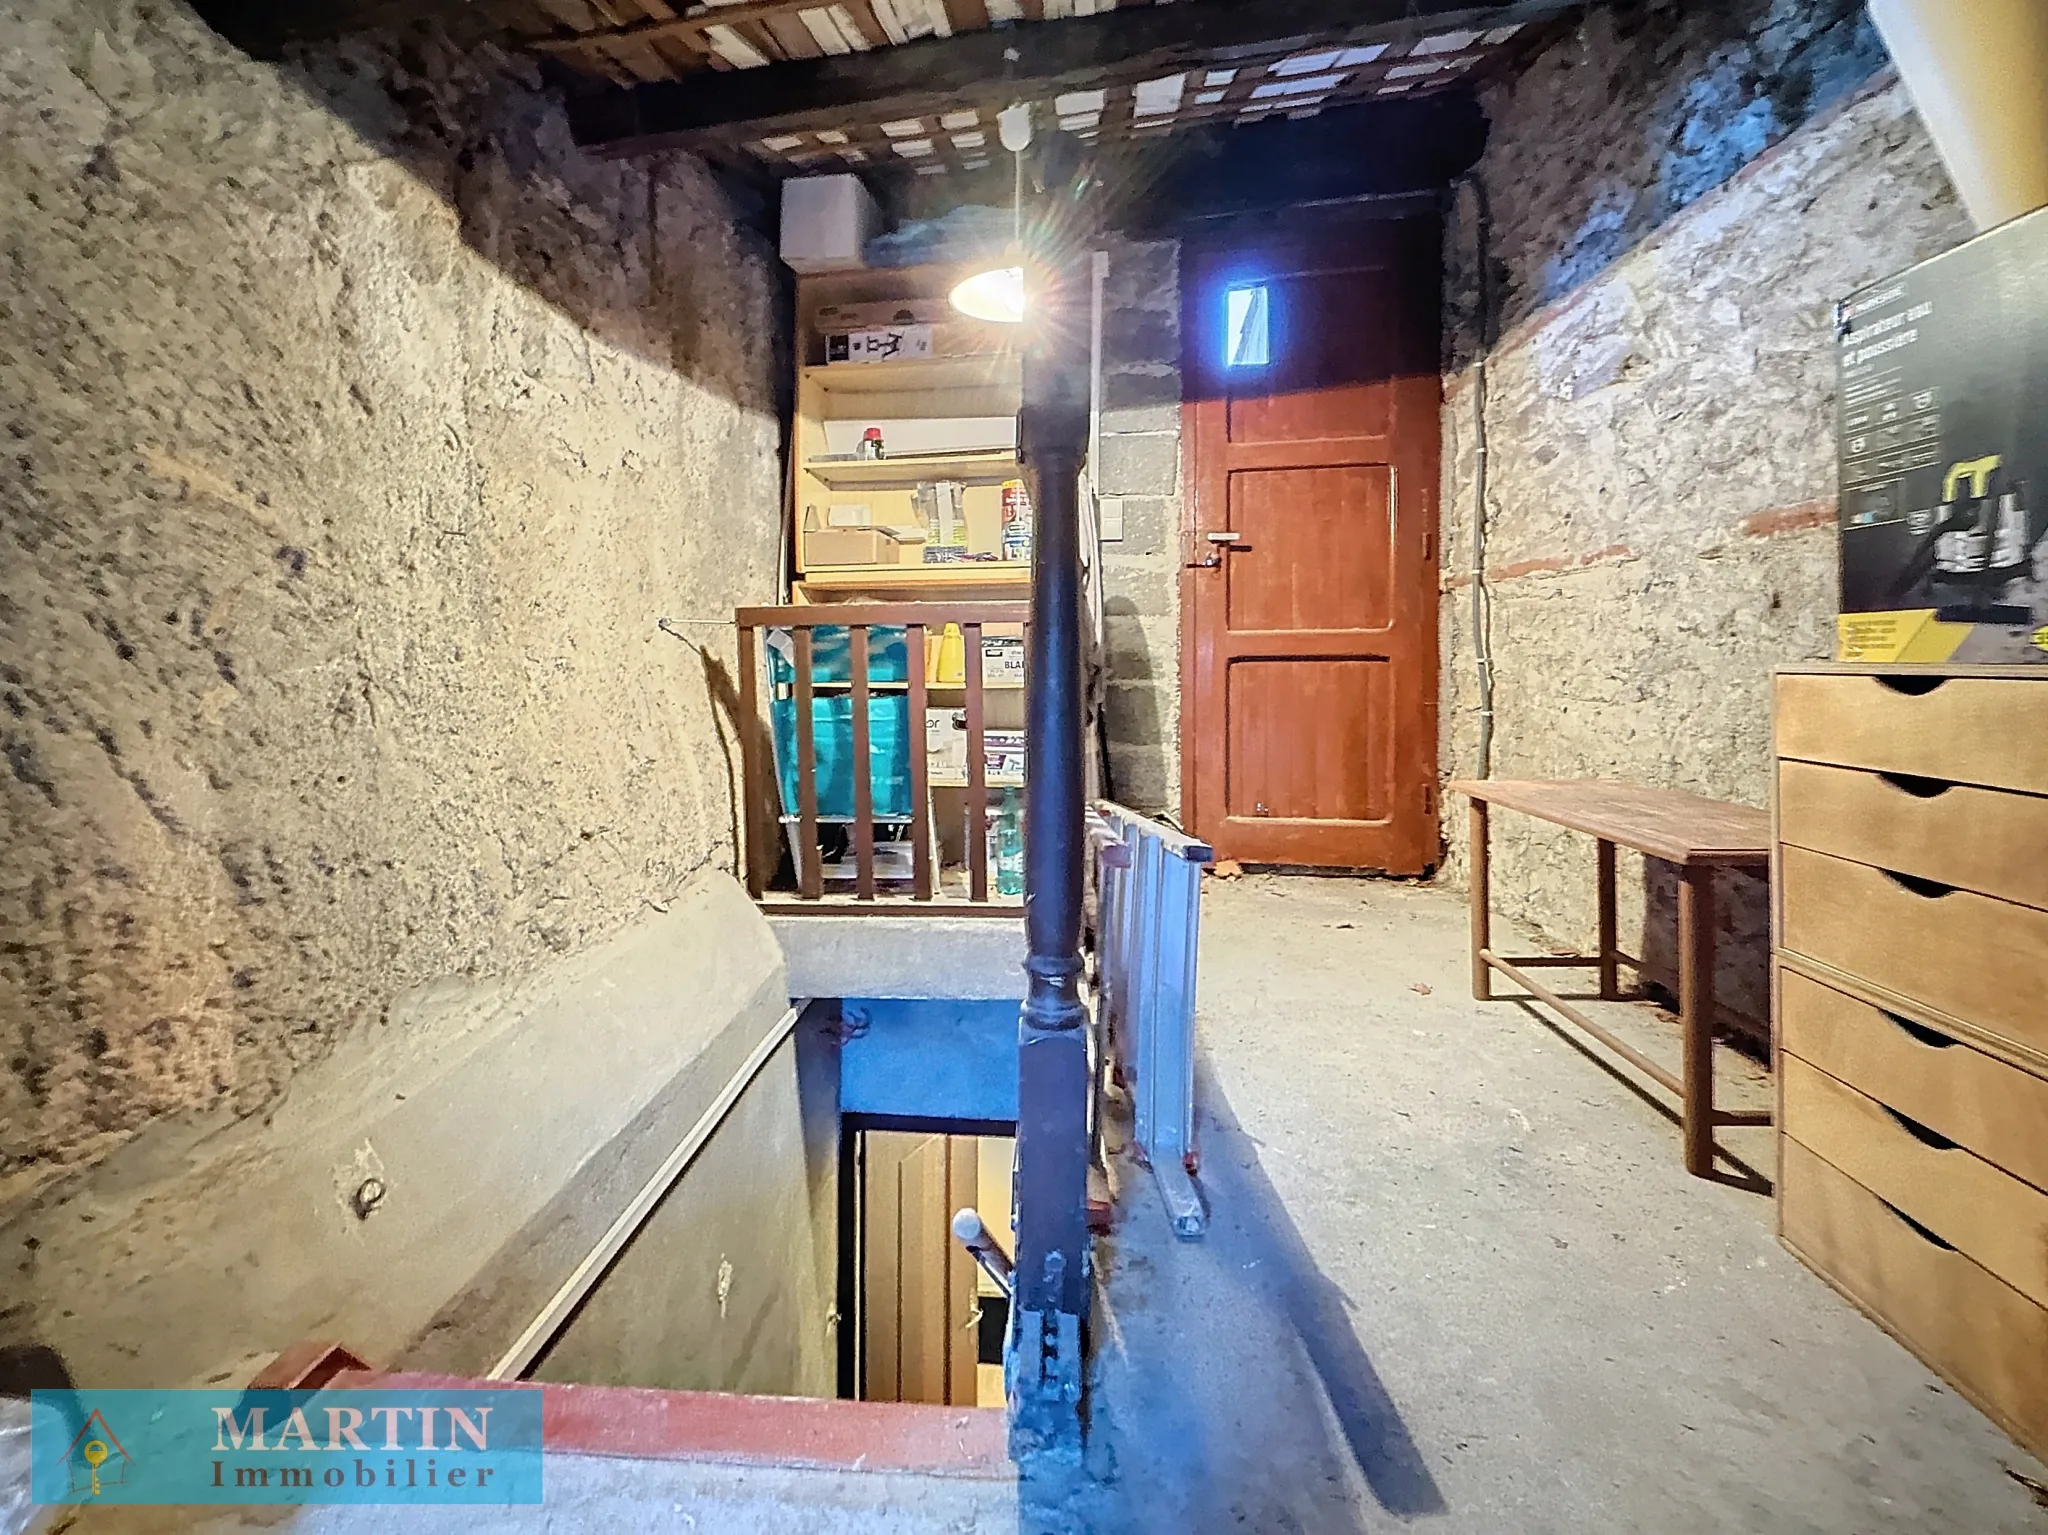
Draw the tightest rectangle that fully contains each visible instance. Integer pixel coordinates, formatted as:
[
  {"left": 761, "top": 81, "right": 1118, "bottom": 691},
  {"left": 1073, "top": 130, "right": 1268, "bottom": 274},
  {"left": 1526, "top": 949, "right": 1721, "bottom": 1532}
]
[{"left": 1224, "top": 284, "right": 1270, "bottom": 368}]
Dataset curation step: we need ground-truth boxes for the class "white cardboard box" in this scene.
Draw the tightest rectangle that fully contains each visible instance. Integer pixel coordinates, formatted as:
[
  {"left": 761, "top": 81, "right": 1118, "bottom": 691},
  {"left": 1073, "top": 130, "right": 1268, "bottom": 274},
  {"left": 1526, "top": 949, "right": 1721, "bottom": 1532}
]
[
  {"left": 780, "top": 175, "right": 878, "bottom": 273},
  {"left": 926, "top": 709, "right": 1026, "bottom": 782},
  {"left": 826, "top": 325, "right": 934, "bottom": 364}
]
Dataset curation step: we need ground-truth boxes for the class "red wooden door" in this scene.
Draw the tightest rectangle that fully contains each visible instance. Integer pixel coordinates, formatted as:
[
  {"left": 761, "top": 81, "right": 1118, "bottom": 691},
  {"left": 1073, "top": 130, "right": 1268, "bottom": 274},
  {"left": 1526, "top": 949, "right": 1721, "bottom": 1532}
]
[{"left": 1180, "top": 214, "right": 1441, "bottom": 872}]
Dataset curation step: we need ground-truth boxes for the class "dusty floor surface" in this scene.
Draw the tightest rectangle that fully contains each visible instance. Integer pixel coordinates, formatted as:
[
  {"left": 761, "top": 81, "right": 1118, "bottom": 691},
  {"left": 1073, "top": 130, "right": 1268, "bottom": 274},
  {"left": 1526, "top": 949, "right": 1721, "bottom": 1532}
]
[{"left": 1083, "top": 874, "right": 2048, "bottom": 1535}]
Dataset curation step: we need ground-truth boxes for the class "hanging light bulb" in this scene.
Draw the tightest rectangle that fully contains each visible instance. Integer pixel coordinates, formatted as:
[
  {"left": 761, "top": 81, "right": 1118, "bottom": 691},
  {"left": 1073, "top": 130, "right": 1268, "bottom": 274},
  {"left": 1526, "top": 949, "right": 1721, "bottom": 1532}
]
[
  {"left": 951, "top": 103, "right": 1032, "bottom": 324},
  {"left": 949, "top": 265, "right": 1026, "bottom": 323}
]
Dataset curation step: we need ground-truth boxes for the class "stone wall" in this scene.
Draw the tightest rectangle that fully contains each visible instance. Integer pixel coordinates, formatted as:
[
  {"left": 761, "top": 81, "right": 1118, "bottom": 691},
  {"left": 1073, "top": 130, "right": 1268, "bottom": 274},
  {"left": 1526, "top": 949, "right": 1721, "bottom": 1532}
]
[
  {"left": 0, "top": 0, "right": 786, "bottom": 1202},
  {"left": 1095, "top": 237, "right": 1184, "bottom": 819},
  {"left": 1437, "top": 0, "right": 1970, "bottom": 1030}
]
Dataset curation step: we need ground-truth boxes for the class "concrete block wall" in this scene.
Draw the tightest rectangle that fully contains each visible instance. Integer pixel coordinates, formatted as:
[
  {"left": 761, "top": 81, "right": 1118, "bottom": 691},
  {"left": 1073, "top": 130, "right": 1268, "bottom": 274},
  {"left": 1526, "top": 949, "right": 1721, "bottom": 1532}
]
[
  {"left": 1437, "top": 0, "right": 1970, "bottom": 1033},
  {"left": 0, "top": 1, "right": 786, "bottom": 1196},
  {"left": 1094, "top": 237, "right": 1184, "bottom": 819}
]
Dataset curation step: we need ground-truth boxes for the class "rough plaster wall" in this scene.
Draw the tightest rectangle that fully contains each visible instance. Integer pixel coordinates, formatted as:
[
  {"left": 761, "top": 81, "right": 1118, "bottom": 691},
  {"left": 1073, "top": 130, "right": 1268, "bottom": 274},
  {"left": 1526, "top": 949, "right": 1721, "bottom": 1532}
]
[
  {"left": 0, "top": 1, "right": 786, "bottom": 1199},
  {"left": 1095, "top": 237, "right": 1183, "bottom": 818},
  {"left": 1437, "top": 1, "right": 1969, "bottom": 1032}
]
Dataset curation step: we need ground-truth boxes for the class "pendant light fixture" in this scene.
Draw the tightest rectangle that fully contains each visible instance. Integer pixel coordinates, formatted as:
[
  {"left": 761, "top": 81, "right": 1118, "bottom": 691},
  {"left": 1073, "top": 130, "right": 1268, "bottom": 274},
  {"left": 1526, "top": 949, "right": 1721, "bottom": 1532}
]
[{"left": 948, "top": 103, "right": 1033, "bottom": 324}]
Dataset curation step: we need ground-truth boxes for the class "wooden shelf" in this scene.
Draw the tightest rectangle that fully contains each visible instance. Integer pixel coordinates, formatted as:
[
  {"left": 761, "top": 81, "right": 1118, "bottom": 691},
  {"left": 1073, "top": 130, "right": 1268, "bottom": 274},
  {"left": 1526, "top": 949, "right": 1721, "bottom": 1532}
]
[
  {"left": 802, "top": 452, "right": 1021, "bottom": 489},
  {"left": 796, "top": 563, "right": 1030, "bottom": 594},
  {"left": 802, "top": 355, "right": 1020, "bottom": 398},
  {"left": 931, "top": 776, "right": 1026, "bottom": 789}
]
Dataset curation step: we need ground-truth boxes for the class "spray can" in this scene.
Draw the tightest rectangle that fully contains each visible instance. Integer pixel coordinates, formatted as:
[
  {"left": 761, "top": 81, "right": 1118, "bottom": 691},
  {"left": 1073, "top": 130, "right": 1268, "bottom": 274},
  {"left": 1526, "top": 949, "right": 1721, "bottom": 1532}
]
[{"left": 1000, "top": 479, "right": 1033, "bottom": 563}]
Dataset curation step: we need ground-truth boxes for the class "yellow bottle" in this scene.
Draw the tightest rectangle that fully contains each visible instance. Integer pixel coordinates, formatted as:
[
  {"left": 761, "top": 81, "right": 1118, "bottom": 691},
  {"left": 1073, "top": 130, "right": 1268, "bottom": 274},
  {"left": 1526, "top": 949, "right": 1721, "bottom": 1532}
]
[{"left": 930, "top": 622, "right": 966, "bottom": 686}]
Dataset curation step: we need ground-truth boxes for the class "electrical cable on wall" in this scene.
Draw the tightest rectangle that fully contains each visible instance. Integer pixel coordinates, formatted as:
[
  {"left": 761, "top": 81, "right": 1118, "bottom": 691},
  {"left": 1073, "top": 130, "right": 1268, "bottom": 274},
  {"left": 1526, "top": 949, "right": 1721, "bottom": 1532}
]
[{"left": 1466, "top": 174, "right": 1498, "bottom": 781}]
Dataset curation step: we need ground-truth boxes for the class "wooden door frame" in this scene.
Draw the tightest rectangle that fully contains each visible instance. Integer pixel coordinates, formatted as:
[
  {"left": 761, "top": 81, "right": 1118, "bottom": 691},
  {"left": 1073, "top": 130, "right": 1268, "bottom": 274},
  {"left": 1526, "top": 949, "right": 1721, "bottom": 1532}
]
[{"left": 1175, "top": 206, "right": 1443, "bottom": 868}]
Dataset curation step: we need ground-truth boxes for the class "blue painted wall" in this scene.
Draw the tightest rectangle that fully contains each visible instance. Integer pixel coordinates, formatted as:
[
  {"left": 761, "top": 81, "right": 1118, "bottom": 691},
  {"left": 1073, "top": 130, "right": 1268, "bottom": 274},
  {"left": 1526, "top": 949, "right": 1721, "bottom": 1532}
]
[{"left": 838, "top": 998, "right": 1019, "bottom": 1124}]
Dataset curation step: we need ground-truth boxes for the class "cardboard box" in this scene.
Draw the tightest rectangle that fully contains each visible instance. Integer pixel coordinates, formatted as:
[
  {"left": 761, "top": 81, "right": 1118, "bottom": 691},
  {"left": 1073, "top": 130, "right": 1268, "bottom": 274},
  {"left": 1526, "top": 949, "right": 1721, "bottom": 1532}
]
[
  {"left": 823, "top": 322, "right": 1008, "bottom": 364},
  {"left": 983, "top": 729, "right": 1026, "bottom": 782},
  {"left": 926, "top": 710, "right": 1026, "bottom": 782},
  {"left": 982, "top": 636, "right": 1026, "bottom": 685},
  {"left": 826, "top": 326, "right": 933, "bottom": 365},
  {"left": 1836, "top": 204, "right": 2048, "bottom": 664},
  {"left": 805, "top": 527, "right": 921, "bottom": 567},
  {"left": 780, "top": 175, "right": 879, "bottom": 273},
  {"left": 817, "top": 299, "right": 952, "bottom": 330},
  {"left": 926, "top": 708, "right": 967, "bottom": 782}
]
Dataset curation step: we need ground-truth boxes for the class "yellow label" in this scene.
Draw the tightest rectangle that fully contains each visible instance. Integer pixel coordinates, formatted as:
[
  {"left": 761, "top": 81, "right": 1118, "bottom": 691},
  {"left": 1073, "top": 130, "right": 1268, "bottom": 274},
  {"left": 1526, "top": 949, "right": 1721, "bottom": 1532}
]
[
  {"left": 2033, "top": 626, "right": 2048, "bottom": 656},
  {"left": 1836, "top": 610, "right": 1972, "bottom": 664}
]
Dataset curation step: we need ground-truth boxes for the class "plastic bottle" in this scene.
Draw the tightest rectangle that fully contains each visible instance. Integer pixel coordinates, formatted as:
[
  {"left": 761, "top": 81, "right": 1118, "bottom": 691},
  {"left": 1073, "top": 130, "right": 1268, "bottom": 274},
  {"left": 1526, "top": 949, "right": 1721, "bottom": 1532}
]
[
  {"left": 995, "top": 788, "right": 1025, "bottom": 897},
  {"left": 859, "top": 426, "right": 885, "bottom": 460}
]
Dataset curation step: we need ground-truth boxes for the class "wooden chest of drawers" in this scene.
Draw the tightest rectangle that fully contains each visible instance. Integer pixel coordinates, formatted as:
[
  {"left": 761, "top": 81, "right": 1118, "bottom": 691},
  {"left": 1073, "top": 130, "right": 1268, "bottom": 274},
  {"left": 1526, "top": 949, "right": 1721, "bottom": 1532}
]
[{"left": 1774, "top": 664, "right": 2048, "bottom": 1464}]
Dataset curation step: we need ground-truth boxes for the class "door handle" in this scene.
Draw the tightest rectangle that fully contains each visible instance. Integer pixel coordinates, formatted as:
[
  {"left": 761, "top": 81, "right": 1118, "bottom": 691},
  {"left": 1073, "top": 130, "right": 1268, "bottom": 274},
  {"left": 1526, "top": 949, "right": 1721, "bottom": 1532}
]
[{"left": 1186, "top": 530, "right": 1239, "bottom": 569}]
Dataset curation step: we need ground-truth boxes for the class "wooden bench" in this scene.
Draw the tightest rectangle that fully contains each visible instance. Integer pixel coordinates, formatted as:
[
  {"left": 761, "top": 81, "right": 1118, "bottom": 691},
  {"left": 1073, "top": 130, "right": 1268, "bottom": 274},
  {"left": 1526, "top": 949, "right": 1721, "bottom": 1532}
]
[{"left": 1450, "top": 779, "right": 1773, "bottom": 1178}]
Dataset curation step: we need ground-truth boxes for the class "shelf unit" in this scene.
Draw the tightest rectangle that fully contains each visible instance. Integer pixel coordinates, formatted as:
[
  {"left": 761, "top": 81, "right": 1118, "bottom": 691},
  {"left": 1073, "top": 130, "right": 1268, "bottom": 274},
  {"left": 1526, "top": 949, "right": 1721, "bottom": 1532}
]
[
  {"left": 800, "top": 355, "right": 1020, "bottom": 398},
  {"left": 793, "top": 564, "right": 1029, "bottom": 597},
  {"left": 803, "top": 451, "right": 1022, "bottom": 491},
  {"left": 790, "top": 262, "right": 1029, "bottom": 605}
]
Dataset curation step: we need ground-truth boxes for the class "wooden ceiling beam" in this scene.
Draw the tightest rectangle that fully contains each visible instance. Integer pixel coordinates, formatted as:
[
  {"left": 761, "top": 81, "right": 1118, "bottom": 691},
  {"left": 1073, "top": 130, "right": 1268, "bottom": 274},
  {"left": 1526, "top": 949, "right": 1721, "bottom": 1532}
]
[
  {"left": 532, "top": 0, "right": 844, "bottom": 54},
  {"left": 564, "top": 0, "right": 1579, "bottom": 154}
]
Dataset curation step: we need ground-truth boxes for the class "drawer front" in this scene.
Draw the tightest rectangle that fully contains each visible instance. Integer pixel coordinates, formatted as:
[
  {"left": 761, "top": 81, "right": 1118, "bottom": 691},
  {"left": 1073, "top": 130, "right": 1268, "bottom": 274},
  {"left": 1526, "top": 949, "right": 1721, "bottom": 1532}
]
[
  {"left": 1778, "top": 845, "right": 2048, "bottom": 1060},
  {"left": 1778, "top": 759, "right": 2048, "bottom": 913},
  {"left": 1782, "top": 1053, "right": 2048, "bottom": 1310},
  {"left": 1780, "top": 969, "right": 2048, "bottom": 1193},
  {"left": 1781, "top": 1137, "right": 2048, "bottom": 1463},
  {"left": 1776, "top": 672, "right": 2048, "bottom": 796}
]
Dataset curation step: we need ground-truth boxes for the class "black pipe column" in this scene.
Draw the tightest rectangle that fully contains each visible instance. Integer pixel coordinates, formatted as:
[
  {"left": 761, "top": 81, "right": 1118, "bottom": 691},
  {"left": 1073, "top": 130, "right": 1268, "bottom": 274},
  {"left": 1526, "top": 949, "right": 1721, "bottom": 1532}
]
[{"left": 1008, "top": 252, "right": 1093, "bottom": 1459}]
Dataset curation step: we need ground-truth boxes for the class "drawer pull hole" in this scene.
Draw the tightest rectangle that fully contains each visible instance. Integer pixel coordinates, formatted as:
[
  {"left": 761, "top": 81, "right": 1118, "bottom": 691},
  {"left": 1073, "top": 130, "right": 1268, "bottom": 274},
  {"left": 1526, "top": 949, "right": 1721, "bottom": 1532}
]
[
  {"left": 1883, "top": 1105, "right": 1959, "bottom": 1151},
  {"left": 1876, "top": 675, "right": 1948, "bottom": 697},
  {"left": 1881, "top": 1199, "right": 1958, "bottom": 1250},
  {"left": 1884, "top": 1011, "right": 1957, "bottom": 1049},
  {"left": 1876, "top": 771, "right": 1953, "bottom": 799},
  {"left": 1882, "top": 869, "right": 1957, "bottom": 899}
]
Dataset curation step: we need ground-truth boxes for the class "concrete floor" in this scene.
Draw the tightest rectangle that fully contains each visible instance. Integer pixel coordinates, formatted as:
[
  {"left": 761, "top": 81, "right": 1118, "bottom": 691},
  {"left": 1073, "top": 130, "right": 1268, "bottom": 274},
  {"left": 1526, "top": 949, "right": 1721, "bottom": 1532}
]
[{"left": 1084, "top": 874, "right": 2048, "bottom": 1535}]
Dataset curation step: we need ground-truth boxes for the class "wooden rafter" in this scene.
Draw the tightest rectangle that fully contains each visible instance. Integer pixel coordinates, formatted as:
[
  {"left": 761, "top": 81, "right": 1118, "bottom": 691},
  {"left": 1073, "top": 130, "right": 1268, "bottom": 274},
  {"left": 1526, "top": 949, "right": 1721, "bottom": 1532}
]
[
  {"left": 531, "top": 0, "right": 869, "bottom": 53},
  {"left": 564, "top": 0, "right": 1579, "bottom": 156}
]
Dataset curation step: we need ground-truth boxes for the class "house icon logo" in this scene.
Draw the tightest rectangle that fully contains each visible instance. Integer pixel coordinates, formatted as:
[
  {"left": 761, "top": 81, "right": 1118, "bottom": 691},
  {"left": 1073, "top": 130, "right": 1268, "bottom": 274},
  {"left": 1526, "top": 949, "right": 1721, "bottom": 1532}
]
[{"left": 61, "top": 1409, "right": 132, "bottom": 1497}]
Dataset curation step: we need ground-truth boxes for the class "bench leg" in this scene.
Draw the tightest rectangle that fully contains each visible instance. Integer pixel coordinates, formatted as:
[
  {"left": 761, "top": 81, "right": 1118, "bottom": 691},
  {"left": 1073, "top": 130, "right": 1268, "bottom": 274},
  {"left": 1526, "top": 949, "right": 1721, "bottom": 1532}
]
[
  {"left": 1469, "top": 799, "right": 1492, "bottom": 1001},
  {"left": 1679, "top": 864, "right": 1717, "bottom": 1177},
  {"left": 1596, "top": 838, "right": 1619, "bottom": 1001}
]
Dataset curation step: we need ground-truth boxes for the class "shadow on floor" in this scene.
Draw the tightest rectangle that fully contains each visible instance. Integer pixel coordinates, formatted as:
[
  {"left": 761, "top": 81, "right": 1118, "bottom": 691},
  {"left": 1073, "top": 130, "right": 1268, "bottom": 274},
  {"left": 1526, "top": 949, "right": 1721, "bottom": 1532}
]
[{"left": 1087, "top": 1059, "right": 1445, "bottom": 1532}]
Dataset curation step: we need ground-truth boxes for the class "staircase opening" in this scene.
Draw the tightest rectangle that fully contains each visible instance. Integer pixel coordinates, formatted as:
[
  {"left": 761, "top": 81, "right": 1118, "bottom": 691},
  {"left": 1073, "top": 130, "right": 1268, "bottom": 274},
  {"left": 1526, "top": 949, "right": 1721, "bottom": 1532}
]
[{"left": 844, "top": 1123, "right": 1016, "bottom": 1408}]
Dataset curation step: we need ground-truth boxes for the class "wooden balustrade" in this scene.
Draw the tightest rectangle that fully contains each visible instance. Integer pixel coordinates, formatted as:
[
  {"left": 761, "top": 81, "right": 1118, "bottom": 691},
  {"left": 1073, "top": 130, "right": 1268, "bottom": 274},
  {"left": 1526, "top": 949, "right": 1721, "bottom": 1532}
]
[{"left": 734, "top": 601, "right": 1031, "bottom": 907}]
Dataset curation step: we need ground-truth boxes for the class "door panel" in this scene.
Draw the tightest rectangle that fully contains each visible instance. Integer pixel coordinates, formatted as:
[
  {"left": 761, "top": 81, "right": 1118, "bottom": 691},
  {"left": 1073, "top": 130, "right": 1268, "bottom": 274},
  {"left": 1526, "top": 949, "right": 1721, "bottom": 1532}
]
[
  {"left": 1225, "top": 266, "right": 1394, "bottom": 445},
  {"left": 1181, "top": 213, "right": 1441, "bottom": 872},
  {"left": 1225, "top": 466, "right": 1395, "bottom": 633},
  {"left": 1226, "top": 659, "right": 1392, "bottom": 823}
]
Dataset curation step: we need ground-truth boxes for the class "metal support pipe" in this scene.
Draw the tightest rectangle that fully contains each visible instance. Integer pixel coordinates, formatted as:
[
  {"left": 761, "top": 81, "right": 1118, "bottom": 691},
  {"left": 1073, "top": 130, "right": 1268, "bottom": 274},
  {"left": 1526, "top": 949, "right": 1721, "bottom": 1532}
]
[{"left": 1009, "top": 252, "right": 1095, "bottom": 1456}]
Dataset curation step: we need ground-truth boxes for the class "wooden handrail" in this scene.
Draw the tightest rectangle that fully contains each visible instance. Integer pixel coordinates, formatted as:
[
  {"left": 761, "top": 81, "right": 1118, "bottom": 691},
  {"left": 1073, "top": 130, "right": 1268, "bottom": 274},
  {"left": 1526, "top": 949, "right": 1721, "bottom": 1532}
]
[
  {"left": 736, "top": 602, "right": 1031, "bottom": 628},
  {"left": 734, "top": 601, "right": 1028, "bottom": 905}
]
